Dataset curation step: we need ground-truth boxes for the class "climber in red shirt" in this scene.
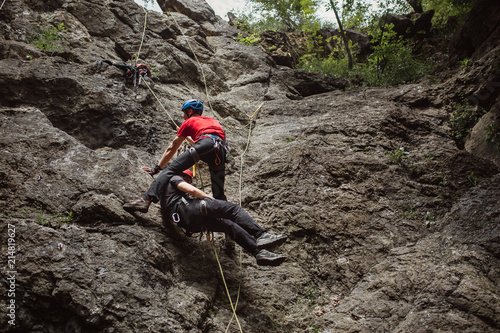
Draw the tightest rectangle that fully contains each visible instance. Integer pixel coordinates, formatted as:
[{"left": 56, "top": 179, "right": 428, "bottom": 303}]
[{"left": 124, "top": 99, "right": 230, "bottom": 213}]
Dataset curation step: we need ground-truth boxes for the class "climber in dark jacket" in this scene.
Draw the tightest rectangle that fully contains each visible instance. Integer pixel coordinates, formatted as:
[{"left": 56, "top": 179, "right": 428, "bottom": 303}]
[{"left": 164, "top": 169, "right": 287, "bottom": 266}]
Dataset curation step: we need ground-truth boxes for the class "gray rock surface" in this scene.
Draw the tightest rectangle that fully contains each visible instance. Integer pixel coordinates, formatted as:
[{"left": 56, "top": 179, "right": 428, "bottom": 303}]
[{"left": 0, "top": 0, "right": 499, "bottom": 332}]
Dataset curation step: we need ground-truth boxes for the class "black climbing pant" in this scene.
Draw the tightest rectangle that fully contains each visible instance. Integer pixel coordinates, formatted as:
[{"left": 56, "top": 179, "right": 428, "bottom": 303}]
[
  {"left": 176, "top": 197, "right": 265, "bottom": 255},
  {"left": 145, "top": 137, "right": 226, "bottom": 202}
]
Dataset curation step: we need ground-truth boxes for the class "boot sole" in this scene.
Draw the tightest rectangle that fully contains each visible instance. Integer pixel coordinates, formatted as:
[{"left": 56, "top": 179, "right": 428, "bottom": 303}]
[
  {"left": 123, "top": 205, "right": 149, "bottom": 213},
  {"left": 256, "top": 255, "right": 286, "bottom": 266}
]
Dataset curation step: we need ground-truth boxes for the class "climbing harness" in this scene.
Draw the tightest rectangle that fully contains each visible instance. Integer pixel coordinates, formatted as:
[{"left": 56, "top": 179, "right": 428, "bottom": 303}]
[
  {"left": 170, "top": 196, "right": 188, "bottom": 223},
  {"left": 195, "top": 133, "right": 232, "bottom": 165}
]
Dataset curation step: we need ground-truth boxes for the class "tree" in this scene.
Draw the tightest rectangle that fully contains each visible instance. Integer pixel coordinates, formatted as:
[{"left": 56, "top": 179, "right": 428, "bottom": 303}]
[
  {"left": 406, "top": 0, "right": 423, "bottom": 12},
  {"left": 246, "top": 0, "right": 321, "bottom": 31},
  {"left": 328, "top": 0, "right": 353, "bottom": 69}
]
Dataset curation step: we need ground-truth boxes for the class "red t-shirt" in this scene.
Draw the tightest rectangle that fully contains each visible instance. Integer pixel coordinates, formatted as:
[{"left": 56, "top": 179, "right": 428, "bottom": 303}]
[{"left": 177, "top": 116, "right": 225, "bottom": 141}]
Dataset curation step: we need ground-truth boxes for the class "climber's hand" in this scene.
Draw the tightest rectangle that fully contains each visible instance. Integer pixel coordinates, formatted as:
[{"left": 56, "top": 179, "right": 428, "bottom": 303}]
[{"left": 142, "top": 165, "right": 161, "bottom": 176}]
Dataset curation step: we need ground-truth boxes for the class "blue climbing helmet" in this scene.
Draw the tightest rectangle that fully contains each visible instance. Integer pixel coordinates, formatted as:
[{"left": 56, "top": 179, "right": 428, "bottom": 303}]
[{"left": 182, "top": 99, "right": 203, "bottom": 116}]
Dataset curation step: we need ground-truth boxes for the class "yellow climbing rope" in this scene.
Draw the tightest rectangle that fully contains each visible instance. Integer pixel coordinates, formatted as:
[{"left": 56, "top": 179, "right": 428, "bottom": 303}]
[
  {"left": 222, "top": 102, "right": 265, "bottom": 332},
  {"left": 134, "top": 7, "right": 269, "bottom": 333},
  {"left": 239, "top": 102, "right": 265, "bottom": 205},
  {"left": 142, "top": 79, "right": 179, "bottom": 129},
  {"left": 213, "top": 243, "right": 243, "bottom": 332},
  {"left": 133, "top": 6, "right": 148, "bottom": 66},
  {"left": 165, "top": 11, "right": 221, "bottom": 122}
]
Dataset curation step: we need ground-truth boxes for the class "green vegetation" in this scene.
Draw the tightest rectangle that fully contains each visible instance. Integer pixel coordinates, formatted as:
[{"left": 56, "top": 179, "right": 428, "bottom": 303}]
[
  {"left": 450, "top": 96, "right": 486, "bottom": 148},
  {"left": 437, "top": 172, "right": 448, "bottom": 185},
  {"left": 485, "top": 120, "right": 500, "bottom": 151},
  {"left": 298, "top": 285, "right": 319, "bottom": 304},
  {"left": 459, "top": 57, "right": 471, "bottom": 70},
  {"left": 386, "top": 147, "right": 409, "bottom": 164},
  {"left": 234, "top": 32, "right": 261, "bottom": 46},
  {"left": 29, "top": 22, "right": 67, "bottom": 53},
  {"left": 37, "top": 210, "right": 74, "bottom": 229},
  {"left": 421, "top": 0, "right": 476, "bottom": 27},
  {"left": 232, "top": 0, "right": 475, "bottom": 87},
  {"left": 367, "top": 23, "right": 431, "bottom": 85},
  {"left": 242, "top": 0, "right": 321, "bottom": 31},
  {"left": 401, "top": 201, "right": 419, "bottom": 219},
  {"left": 425, "top": 210, "right": 435, "bottom": 227},
  {"left": 299, "top": 21, "right": 432, "bottom": 86},
  {"left": 1, "top": 204, "right": 74, "bottom": 229},
  {"left": 467, "top": 171, "right": 479, "bottom": 186},
  {"left": 386, "top": 146, "right": 416, "bottom": 175}
]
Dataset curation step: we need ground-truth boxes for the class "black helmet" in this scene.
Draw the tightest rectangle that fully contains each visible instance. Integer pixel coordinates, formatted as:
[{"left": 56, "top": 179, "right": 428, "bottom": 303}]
[{"left": 182, "top": 99, "right": 203, "bottom": 116}]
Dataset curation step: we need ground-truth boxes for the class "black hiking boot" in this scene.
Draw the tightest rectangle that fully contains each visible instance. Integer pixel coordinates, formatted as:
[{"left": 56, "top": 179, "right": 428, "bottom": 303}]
[
  {"left": 255, "top": 249, "right": 286, "bottom": 266},
  {"left": 123, "top": 196, "right": 151, "bottom": 213},
  {"left": 256, "top": 232, "right": 288, "bottom": 249}
]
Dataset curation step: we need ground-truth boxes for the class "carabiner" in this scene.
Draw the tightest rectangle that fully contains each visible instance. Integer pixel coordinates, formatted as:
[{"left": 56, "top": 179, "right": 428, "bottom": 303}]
[{"left": 172, "top": 213, "right": 180, "bottom": 223}]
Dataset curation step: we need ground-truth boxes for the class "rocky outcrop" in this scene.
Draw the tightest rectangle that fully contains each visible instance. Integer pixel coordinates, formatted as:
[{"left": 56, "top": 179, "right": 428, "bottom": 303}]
[
  {"left": 157, "top": 0, "right": 240, "bottom": 37},
  {"left": 466, "top": 98, "right": 500, "bottom": 167},
  {"left": 313, "top": 28, "right": 372, "bottom": 61},
  {"left": 0, "top": 0, "right": 499, "bottom": 332},
  {"left": 382, "top": 9, "right": 435, "bottom": 39},
  {"left": 259, "top": 28, "right": 372, "bottom": 67},
  {"left": 449, "top": 0, "right": 500, "bottom": 62},
  {"left": 259, "top": 30, "right": 301, "bottom": 68}
]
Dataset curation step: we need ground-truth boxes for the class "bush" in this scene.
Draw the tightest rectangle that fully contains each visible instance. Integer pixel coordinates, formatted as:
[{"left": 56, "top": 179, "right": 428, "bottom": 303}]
[
  {"left": 298, "top": 23, "right": 432, "bottom": 87},
  {"left": 485, "top": 121, "right": 500, "bottom": 151},
  {"left": 234, "top": 33, "right": 261, "bottom": 46},
  {"left": 450, "top": 97, "right": 486, "bottom": 148},
  {"left": 29, "top": 22, "right": 67, "bottom": 53},
  {"left": 366, "top": 23, "right": 432, "bottom": 86}
]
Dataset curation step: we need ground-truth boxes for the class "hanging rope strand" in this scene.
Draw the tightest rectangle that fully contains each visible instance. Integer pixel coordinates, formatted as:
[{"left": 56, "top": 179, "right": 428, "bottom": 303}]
[
  {"left": 224, "top": 249, "right": 243, "bottom": 333},
  {"left": 213, "top": 243, "right": 244, "bottom": 333},
  {"left": 136, "top": 7, "right": 257, "bottom": 332},
  {"left": 133, "top": 7, "right": 148, "bottom": 66},
  {"left": 166, "top": 11, "right": 221, "bottom": 122},
  {"left": 143, "top": 79, "right": 179, "bottom": 129},
  {"left": 239, "top": 102, "right": 265, "bottom": 205}
]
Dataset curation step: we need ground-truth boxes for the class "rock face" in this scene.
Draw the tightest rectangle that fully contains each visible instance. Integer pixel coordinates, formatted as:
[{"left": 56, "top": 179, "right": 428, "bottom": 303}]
[
  {"left": 0, "top": 1, "right": 499, "bottom": 333},
  {"left": 383, "top": 10, "right": 435, "bottom": 39},
  {"left": 449, "top": 0, "right": 500, "bottom": 62}
]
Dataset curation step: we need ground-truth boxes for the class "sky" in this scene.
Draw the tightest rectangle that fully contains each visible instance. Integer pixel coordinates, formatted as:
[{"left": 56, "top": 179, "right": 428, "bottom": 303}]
[
  {"left": 134, "top": 0, "right": 385, "bottom": 27},
  {"left": 135, "top": 0, "right": 248, "bottom": 19}
]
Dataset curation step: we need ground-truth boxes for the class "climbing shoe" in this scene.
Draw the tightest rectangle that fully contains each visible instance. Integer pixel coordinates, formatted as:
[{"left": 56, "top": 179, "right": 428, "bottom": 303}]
[
  {"left": 255, "top": 249, "right": 286, "bottom": 266},
  {"left": 123, "top": 196, "right": 151, "bottom": 213},
  {"left": 256, "top": 232, "right": 288, "bottom": 249}
]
